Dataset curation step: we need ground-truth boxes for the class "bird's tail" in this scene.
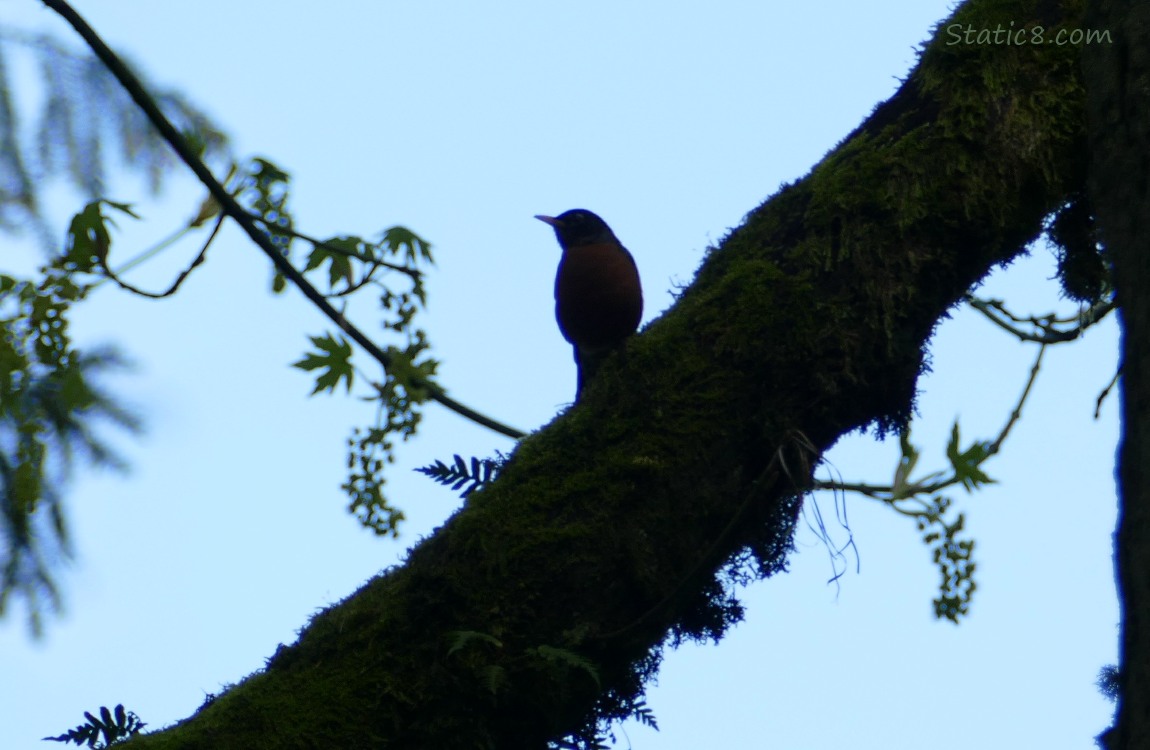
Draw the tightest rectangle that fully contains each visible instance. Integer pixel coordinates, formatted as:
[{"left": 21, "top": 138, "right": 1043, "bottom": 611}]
[{"left": 573, "top": 345, "right": 618, "bottom": 401}]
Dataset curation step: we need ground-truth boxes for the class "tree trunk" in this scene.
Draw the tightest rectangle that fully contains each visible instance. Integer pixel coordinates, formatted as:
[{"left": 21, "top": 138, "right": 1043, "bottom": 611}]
[
  {"left": 121, "top": 1, "right": 1091, "bottom": 747},
  {"left": 1084, "top": 1, "right": 1150, "bottom": 747}
]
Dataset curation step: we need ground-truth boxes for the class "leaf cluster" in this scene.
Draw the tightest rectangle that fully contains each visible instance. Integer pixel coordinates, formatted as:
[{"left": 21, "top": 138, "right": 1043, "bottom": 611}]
[
  {"left": 0, "top": 234, "right": 140, "bottom": 635},
  {"left": 242, "top": 161, "right": 439, "bottom": 537},
  {"left": 893, "top": 425, "right": 989, "bottom": 622}
]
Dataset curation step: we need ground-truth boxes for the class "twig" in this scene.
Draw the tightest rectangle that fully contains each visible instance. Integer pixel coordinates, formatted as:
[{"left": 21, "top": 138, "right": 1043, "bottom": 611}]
[
  {"left": 1095, "top": 364, "right": 1122, "bottom": 419},
  {"left": 986, "top": 342, "right": 1045, "bottom": 456},
  {"left": 964, "top": 294, "right": 1115, "bottom": 344},
  {"left": 97, "top": 214, "right": 224, "bottom": 299}
]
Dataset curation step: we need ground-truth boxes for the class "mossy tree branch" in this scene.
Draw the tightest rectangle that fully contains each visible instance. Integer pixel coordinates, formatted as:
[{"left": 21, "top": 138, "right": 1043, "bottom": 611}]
[{"left": 63, "top": 0, "right": 1089, "bottom": 747}]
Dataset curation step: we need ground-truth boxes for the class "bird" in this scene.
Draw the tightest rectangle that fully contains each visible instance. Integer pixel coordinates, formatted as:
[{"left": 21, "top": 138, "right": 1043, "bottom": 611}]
[{"left": 535, "top": 209, "right": 643, "bottom": 400}]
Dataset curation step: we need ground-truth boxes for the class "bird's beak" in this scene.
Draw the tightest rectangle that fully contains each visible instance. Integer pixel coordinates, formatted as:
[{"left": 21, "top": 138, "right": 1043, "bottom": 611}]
[{"left": 534, "top": 214, "right": 559, "bottom": 227}]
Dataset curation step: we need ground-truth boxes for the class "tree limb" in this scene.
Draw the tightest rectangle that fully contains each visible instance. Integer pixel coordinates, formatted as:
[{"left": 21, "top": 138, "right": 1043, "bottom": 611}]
[{"left": 48, "top": 0, "right": 1090, "bottom": 746}]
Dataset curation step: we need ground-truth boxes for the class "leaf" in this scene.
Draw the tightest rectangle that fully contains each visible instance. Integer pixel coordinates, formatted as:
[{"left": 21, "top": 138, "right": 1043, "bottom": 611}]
[
  {"left": 292, "top": 334, "right": 354, "bottom": 394},
  {"left": 304, "top": 237, "right": 358, "bottom": 290},
  {"left": 382, "top": 225, "right": 433, "bottom": 264},
  {"left": 484, "top": 665, "right": 507, "bottom": 695},
  {"left": 43, "top": 704, "right": 145, "bottom": 747},
  {"left": 187, "top": 193, "right": 220, "bottom": 228},
  {"left": 945, "top": 421, "right": 996, "bottom": 492},
  {"left": 632, "top": 700, "right": 660, "bottom": 731},
  {"left": 63, "top": 201, "right": 139, "bottom": 273},
  {"left": 533, "top": 645, "right": 600, "bottom": 688},
  {"left": 103, "top": 201, "right": 140, "bottom": 220},
  {"left": 64, "top": 202, "right": 111, "bottom": 271},
  {"left": 446, "top": 630, "right": 502, "bottom": 656},
  {"left": 415, "top": 453, "right": 503, "bottom": 498}
]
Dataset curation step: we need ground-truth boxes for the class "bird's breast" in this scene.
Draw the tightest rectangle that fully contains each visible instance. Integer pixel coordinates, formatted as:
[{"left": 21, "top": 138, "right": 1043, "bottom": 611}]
[{"left": 554, "top": 242, "right": 643, "bottom": 349}]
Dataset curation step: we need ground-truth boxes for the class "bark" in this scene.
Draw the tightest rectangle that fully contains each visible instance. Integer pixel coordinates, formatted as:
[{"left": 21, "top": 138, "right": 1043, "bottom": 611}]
[
  {"left": 1083, "top": 2, "right": 1150, "bottom": 747},
  {"left": 119, "top": 1, "right": 1089, "bottom": 748}
]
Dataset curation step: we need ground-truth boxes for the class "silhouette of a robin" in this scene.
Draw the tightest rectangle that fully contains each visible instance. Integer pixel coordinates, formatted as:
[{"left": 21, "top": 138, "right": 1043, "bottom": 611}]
[{"left": 536, "top": 209, "right": 643, "bottom": 400}]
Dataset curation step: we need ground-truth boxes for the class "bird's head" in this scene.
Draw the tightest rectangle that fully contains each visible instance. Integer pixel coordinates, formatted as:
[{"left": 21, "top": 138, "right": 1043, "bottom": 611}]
[{"left": 535, "top": 209, "right": 616, "bottom": 250}]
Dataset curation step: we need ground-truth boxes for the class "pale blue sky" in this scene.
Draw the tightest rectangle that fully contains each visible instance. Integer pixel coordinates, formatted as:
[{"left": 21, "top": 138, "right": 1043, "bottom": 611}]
[{"left": 2, "top": 2, "right": 1118, "bottom": 748}]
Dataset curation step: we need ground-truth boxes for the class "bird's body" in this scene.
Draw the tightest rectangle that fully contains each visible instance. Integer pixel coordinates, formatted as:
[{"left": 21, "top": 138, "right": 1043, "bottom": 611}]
[{"left": 536, "top": 209, "right": 643, "bottom": 400}]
